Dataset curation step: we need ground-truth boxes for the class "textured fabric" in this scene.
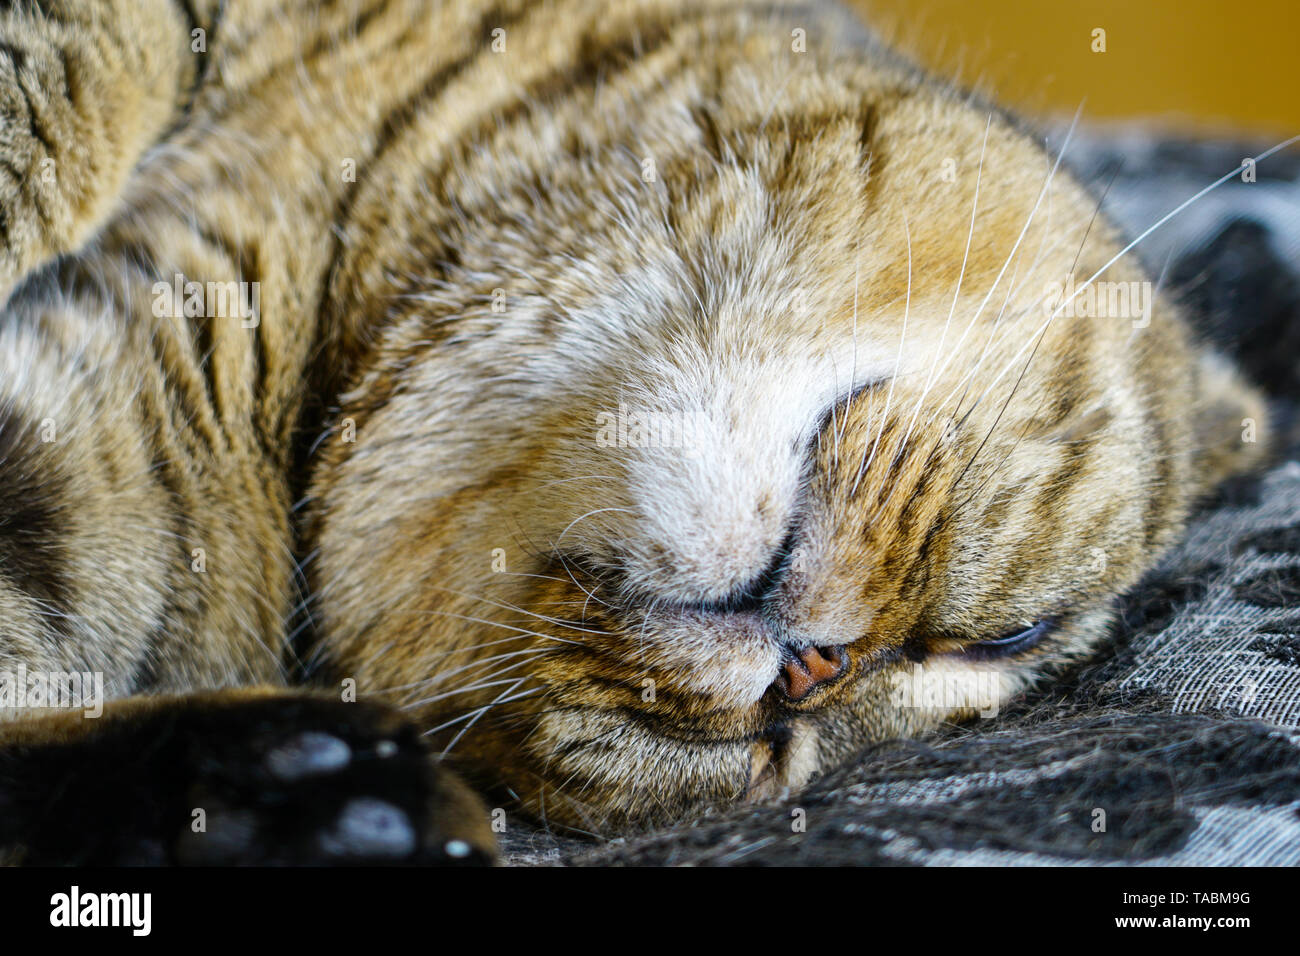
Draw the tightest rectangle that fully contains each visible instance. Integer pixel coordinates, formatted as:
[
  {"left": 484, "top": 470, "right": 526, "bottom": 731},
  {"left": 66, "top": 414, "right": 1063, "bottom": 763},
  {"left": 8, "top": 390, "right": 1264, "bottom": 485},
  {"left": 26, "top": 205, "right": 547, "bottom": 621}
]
[{"left": 501, "top": 131, "right": 1300, "bottom": 866}]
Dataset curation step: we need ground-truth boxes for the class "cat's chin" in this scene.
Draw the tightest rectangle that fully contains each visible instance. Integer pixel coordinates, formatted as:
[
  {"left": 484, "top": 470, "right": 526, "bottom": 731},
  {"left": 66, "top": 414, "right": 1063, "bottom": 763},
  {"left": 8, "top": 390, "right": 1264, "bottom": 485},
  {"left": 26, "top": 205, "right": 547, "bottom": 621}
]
[{"left": 743, "top": 719, "right": 823, "bottom": 803}]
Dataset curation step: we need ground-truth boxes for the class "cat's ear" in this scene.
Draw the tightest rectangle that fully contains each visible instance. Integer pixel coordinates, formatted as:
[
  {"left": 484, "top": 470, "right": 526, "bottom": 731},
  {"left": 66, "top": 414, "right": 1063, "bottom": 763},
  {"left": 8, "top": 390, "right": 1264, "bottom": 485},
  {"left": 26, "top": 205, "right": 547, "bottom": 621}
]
[{"left": 1187, "top": 346, "right": 1270, "bottom": 495}]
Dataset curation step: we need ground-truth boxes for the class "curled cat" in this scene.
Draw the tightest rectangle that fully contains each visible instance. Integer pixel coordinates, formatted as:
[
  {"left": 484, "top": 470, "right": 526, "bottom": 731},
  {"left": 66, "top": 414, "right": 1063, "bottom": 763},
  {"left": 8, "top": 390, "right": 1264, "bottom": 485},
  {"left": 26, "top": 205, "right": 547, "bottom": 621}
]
[{"left": 0, "top": 0, "right": 1268, "bottom": 862}]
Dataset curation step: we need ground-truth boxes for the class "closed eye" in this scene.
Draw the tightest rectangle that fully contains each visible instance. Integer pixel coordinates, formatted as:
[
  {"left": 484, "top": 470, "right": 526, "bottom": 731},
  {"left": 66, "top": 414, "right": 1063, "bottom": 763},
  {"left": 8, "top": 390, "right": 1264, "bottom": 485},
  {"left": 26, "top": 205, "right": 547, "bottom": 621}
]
[{"left": 964, "top": 618, "right": 1056, "bottom": 659}]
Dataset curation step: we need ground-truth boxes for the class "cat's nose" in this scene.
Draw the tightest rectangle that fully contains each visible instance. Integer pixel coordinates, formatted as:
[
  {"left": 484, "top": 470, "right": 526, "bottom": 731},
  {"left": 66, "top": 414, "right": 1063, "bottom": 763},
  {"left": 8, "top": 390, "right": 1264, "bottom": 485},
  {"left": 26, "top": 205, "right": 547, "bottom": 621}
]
[{"left": 774, "top": 644, "right": 848, "bottom": 701}]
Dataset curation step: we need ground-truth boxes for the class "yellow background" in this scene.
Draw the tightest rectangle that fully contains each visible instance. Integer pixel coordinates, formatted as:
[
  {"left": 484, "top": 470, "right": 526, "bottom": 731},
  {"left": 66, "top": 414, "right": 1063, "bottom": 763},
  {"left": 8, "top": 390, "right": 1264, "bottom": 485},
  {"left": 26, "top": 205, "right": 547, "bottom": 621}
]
[{"left": 851, "top": 0, "right": 1299, "bottom": 137}]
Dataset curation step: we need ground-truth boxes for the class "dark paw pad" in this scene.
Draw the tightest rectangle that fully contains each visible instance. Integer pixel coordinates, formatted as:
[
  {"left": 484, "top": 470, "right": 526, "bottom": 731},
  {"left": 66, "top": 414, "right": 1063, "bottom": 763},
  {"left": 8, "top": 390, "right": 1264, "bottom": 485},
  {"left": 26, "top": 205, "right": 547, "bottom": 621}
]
[{"left": 0, "top": 692, "right": 496, "bottom": 866}]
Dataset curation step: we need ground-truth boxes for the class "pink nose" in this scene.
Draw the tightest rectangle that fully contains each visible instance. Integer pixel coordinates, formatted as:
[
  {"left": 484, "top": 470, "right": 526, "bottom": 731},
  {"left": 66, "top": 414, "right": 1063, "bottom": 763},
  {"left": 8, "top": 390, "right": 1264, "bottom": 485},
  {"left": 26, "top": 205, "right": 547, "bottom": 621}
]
[{"left": 774, "top": 645, "right": 848, "bottom": 701}]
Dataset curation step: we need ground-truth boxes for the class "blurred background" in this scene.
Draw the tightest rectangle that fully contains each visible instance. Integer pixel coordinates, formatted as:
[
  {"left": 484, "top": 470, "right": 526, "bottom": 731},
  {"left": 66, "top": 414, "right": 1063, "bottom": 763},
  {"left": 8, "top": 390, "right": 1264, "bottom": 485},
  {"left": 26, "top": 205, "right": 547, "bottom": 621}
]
[
  {"left": 851, "top": 0, "right": 1298, "bottom": 137},
  {"left": 842, "top": 0, "right": 1300, "bottom": 400}
]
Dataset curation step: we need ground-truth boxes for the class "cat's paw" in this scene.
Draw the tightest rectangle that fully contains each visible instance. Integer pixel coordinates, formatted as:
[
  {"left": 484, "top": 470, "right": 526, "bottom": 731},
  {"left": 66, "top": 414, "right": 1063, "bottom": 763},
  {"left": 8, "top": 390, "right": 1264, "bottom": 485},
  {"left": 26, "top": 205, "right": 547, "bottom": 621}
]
[{"left": 0, "top": 691, "right": 496, "bottom": 865}]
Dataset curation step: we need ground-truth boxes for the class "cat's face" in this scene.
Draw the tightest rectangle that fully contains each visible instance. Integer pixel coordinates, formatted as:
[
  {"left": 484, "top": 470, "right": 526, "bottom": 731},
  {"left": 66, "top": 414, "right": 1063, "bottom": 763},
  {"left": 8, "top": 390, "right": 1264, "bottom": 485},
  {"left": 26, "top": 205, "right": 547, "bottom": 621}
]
[{"left": 310, "top": 62, "right": 1263, "bottom": 829}]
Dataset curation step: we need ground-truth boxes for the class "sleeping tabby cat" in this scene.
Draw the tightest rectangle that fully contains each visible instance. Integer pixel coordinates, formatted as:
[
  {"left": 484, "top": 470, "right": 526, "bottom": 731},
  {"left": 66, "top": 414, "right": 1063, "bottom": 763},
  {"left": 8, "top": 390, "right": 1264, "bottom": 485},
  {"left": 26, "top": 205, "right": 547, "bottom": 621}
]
[{"left": 0, "top": 0, "right": 1269, "bottom": 863}]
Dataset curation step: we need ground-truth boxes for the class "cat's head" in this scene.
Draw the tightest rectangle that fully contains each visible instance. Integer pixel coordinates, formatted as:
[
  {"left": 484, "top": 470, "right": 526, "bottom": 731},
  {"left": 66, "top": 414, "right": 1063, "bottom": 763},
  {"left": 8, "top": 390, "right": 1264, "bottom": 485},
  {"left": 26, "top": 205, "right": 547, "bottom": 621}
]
[{"left": 309, "top": 23, "right": 1266, "bottom": 829}]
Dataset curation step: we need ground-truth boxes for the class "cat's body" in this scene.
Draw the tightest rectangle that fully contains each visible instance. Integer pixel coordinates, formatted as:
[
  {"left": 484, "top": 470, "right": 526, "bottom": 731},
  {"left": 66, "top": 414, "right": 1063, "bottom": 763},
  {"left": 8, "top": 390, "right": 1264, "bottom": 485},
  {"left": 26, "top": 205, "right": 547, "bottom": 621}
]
[{"left": 0, "top": 0, "right": 1267, "bottom": 862}]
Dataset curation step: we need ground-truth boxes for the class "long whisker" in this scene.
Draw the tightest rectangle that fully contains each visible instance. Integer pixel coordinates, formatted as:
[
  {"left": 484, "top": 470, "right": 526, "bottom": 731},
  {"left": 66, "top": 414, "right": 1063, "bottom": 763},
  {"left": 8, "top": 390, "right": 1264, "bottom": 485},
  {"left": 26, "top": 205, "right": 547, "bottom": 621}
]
[
  {"left": 923, "top": 113, "right": 993, "bottom": 396},
  {"left": 435, "top": 682, "right": 544, "bottom": 754},
  {"left": 920, "top": 106, "right": 1084, "bottom": 408},
  {"left": 414, "top": 608, "right": 581, "bottom": 648},
  {"left": 945, "top": 157, "right": 1119, "bottom": 485},
  {"left": 838, "top": 255, "right": 862, "bottom": 452},
  {"left": 941, "top": 241, "right": 1030, "bottom": 430},
  {"left": 404, "top": 667, "right": 539, "bottom": 710},
  {"left": 370, "top": 645, "right": 553, "bottom": 698},
  {"left": 421, "top": 583, "right": 615, "bottom": 635},
  {"left": 938, "top": 184, "right": 1073, "bottom": 431},
  {"left": 862, "top": 114, "right": 1006, "bottom": 511},
  {"left": 951, "top": 136, "right": 1298, "bottom": 521},
  {"left": 555, "top": 550, "right": 617, "bottom": 611},
  {"left": 970, "top": 135, "right": 1300, "bottom": 410},
  {"left": 553, "top": 506, "right": 633, "bottom": 548},
  {"left": 852, "top": 210, "right": 912, "bottom": 497}
]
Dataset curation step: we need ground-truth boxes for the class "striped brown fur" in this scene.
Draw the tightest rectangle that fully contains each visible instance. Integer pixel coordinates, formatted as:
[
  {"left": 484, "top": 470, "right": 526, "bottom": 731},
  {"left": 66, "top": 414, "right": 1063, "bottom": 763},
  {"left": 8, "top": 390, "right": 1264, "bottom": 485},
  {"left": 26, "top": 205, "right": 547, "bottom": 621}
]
[{"left": 0, "top": 0, "right": 1270, "bottom": 850}]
